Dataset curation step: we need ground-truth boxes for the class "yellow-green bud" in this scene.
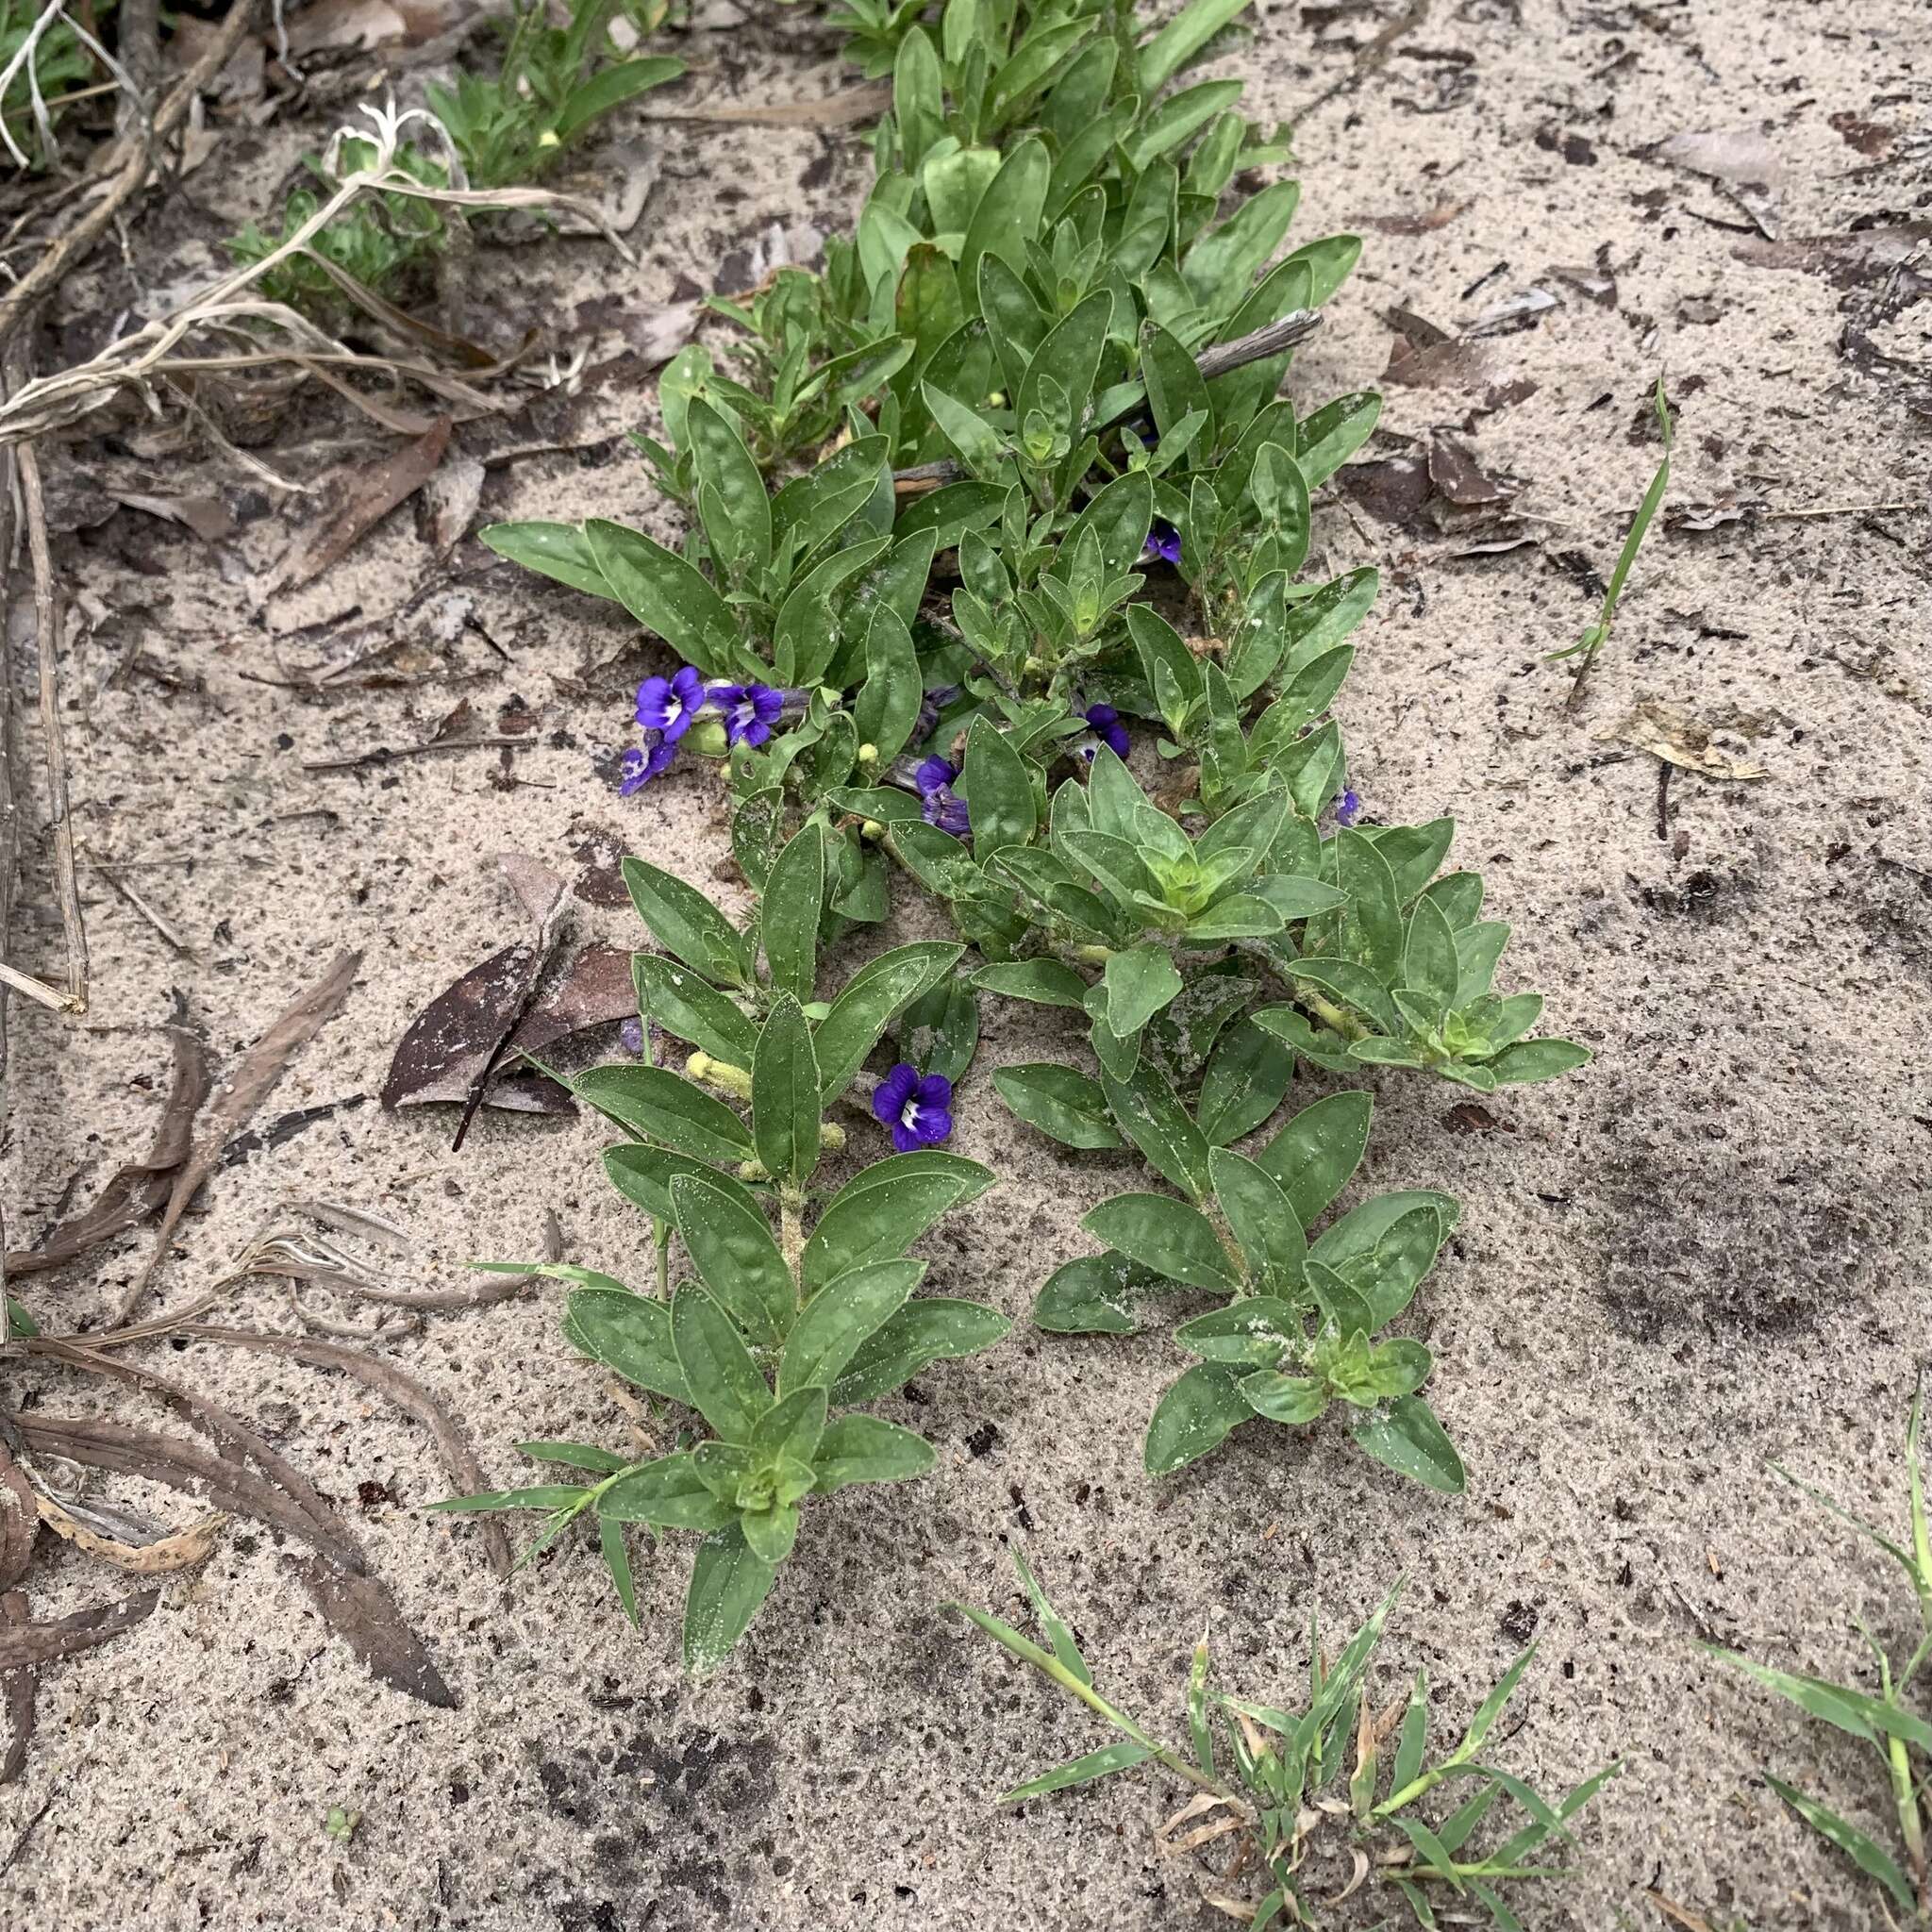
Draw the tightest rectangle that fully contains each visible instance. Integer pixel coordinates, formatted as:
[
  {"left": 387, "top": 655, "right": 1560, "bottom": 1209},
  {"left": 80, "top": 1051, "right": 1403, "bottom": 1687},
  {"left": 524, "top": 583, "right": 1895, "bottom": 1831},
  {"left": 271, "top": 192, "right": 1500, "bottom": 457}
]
[
  {"left": 857, "top": 742, "right": 878, "bottom": 765},
  {"left": 860, "top": 819, "right": 885, "bottom": 842},
  {"left": 689, "top": 716, "right": 728, "bottom": 758}
]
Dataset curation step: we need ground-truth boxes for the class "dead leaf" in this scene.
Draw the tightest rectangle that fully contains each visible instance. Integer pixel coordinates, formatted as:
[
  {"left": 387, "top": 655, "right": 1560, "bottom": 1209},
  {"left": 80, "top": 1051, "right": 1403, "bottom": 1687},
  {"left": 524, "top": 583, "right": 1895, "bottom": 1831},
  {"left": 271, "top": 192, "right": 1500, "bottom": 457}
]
[
  {"left": 1602, "top": 701, "right": 1770, "bottom": 780},
  {"left": 1, "top": 1592, "right": 34, "bottom": 1784},
  {"left": 287, "top": 1557, "right": 454, "bottom": 1707},
  {"left": 571, "top": 824, "right": 634, "bottom": 907},
  {"left": 1654, "top": 127, "right": 1782, "bottom": 239},
  {"left": 282, "top": 0, "right": 406, "bottom": 54},
  {"left": 33, "top": 1491, "right": 227, "bottom": 1574},
  {"left": 107, "top": 493, "right": 238, "bottom": 542},
  {"left": 496, "top": 851, "right": 566, "bottom": 925},
  {"left": 1357, "top": 196, "right": 1471, "bottom": 235},
  {"left": 1828, "top": 110, "right": 1894, "bottom": 158},
  {"left": 1444, "top": 1102, "right": 1513, "bottom": 1133},
  {"left": 1466, "top": 286, "right": 1560, "bottom": 336},
  {"left": 0, "top": 1586, "right": 159, "bottom": 1671},
  {"left": 1427, "top": 432, "right": 1517, "bottom": 508},
  {"left": 0, "top": 1440, "right": 33, "bottom": 1591},
  {"left": 645, "top": 83, "right": 890, "bottom": 127},
  {"left": 7, "top": 1021, "right": 210, "bottom": 1278},
  {"left": 179, "top": 1326, "right": 510, "bottom": 1579},
  {"left": 122, "top": 951, "right": 362, "bottom": 1319},
  {"left": 277, "top": 418, "right": 453, "bottom": 591},
  {"left": 419, "top": 454, "right": 485, "bottom": 554},
  {"left": 1548, "top": 262, "right": 1617, "bottom": 307}
]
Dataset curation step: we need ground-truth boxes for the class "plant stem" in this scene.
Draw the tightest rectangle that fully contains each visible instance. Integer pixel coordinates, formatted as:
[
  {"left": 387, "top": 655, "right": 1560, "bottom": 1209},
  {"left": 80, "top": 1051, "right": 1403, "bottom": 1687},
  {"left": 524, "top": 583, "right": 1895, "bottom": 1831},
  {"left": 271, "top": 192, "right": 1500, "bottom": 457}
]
[
  {"left": 780, "top": 1189, "right": 806, "bottom": 1308},
  {"left": 1302, "top": 990, "right": 1366, "bottom": 1041}
]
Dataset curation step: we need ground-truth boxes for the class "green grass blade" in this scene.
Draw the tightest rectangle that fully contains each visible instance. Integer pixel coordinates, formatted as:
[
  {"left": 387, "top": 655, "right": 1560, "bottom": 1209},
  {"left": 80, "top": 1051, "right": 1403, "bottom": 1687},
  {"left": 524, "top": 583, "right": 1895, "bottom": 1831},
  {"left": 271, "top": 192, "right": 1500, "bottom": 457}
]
[{"left": 1764, "top": 1773, "right": 1917, "bottom": 1915}]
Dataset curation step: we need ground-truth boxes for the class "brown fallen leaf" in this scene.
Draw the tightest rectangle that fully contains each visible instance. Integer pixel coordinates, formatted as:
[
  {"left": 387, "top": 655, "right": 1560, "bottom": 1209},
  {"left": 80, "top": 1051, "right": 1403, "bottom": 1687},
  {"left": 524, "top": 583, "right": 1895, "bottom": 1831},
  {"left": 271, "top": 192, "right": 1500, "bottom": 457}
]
[
  {"left": 1357, "top": 196, "right": 1471, "bottom": 235},
  {"left": 1444, "top": 1102, "right": 1513, "bottom": 1134},
  {"left": 0, "top": 1586, "right": 160, "bottom": 1670},
  {"left": 6, "top": 1019, "right": 210, "bottom": 1278},
  {"left": 1601, "top": 701, "right": 1770, "bottom": 780},
  {"left": 1, "top": 1591, "right": 34, "bottom": 1784},
  {"left": 180, "top": 1326, "right": 512, "bottom": 1580},
  {"left": 107, "top": 493, "right": 238, "bottom": 542},
  {"left": 571, "top": 824, "right": 635, "bottom": 908},
  {"left": 277, "top": 418, "right": 453, "bottom": 591},
  {"left": 1426, "top": 432, "right": 1518, "bottom": 508},
  {"left": 33, "top": 1491, "right": 227, "bottom": 1574},
  {"left": 119, "top": 950, "right": 362, "bottom": 1323},
  {"left": 287, "top": 1557, "right": 454, "bottom": 1707},
  {"left": 0, "top": 1438, "right": 33, "bottom": 1591},
  {"left": 644, "top": 83, "right": 890, "bottom": 127},
  {"left": 419, "top": 454, "right": 486, "bottom": 555}
]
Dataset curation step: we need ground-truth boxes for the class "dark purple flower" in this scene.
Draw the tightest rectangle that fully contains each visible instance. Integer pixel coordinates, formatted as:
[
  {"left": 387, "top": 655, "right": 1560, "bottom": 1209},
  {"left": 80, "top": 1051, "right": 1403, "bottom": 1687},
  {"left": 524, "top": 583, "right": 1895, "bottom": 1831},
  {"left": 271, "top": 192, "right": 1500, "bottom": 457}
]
[
  {"left": 923, "top": 785, "right": 971, "bottom": 836},
  {"left": 873, "top": 1063, "right": 954, "bottom": 1151},
  {"left": 1143, "top": 520, "right": 1182, "bottom": 567},
  {"left": 711, "top": 681, "right": 784, "bottom": 748},
  {"left": 1334, "top": 788, "right": 1362, "bottom": 827},
  {"left": 618, "top": 733, "right": 677, "bottom": 794},
  {"left": 1082, "top": 703, "right": 1129, "bottom": 758},
  {"left": 635, "top": 665, "right": 706, "bottom": 742},
  {"left": 619, "top": 1017, "right": 645, "bottom": 1056},
  {"left": 914, "top": 754, "right": 957, "bottom": 796},
  {"left": 914, "top": 684, "right": 959, "bottom": 743}
]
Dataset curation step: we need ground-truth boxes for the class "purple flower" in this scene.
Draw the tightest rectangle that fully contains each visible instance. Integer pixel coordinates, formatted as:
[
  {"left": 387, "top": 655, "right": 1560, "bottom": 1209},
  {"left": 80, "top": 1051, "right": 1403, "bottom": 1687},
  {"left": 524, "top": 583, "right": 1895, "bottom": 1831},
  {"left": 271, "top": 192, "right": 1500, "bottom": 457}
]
[
  {"left": 1082, "top": 703, "right": 1129, "bottom": 758},
  {"left": 618, "top": 733, "right": 677, "bottom": 794},
  {"left": 619, "top": 1017, "right": 645, "bottom": 1056},
  {"left": 635, "top": 665, "right": 706, "bottom": 742},
  {"left": 711, "top": 681, "right": 784, "bottom": 748},
  {"left": 914, "top": 684, "right": 959, "bottom": 743},
  {"left": 873, "top": 1063, "right": 954, "bottom": 1151},
  {"left": 1143, "top": 520, "right": 1182, "bottom": 566},
  {"left": 914, "top": 754, "right": 957, "bottom": 796},
  {"left": 1334, "top": 788, "right": 1362, "bottom": 827}
]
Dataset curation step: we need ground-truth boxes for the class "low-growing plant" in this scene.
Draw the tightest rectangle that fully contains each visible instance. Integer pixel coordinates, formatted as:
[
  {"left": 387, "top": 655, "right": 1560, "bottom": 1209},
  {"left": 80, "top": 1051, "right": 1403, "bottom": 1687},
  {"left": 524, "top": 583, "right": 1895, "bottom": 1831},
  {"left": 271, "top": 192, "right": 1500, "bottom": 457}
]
[
  {"left": 434, "top": 840, "right": 1008, "bottom": 1670},
  {"left": 955, "top": 1552, "right": 1620, "bottom": 1927},
  {"left": 1709, "top": 1393, "right": 1932, "bottom": 1922},
  {"left": 230, "top": 0, "right": 684, "bottom": 313},
  {"left": 0, "top": 0, "right": 103, "bottom": 172}
]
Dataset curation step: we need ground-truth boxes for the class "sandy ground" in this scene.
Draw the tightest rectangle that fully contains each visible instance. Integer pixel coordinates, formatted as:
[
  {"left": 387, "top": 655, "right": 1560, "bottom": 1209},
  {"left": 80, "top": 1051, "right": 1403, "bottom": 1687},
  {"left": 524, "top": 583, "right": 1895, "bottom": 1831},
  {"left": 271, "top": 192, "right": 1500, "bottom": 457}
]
[{"left": 3, "top": 2, "right": 1929, "bottom": 1928}]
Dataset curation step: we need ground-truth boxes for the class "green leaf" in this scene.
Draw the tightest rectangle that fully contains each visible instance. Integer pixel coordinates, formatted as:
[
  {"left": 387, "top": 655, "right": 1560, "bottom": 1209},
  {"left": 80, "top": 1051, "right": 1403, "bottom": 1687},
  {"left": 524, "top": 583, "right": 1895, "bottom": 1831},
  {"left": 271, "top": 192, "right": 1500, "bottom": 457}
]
[
  {"left": 731, "top": 788, "right": 787, "bottom": 895},
  {"left": 5, "top": 1295, "right": 39, "bottom": 1340},
  {"left": 961, "top": 135, "right": 1051, "bottom": 291},
  {"left": 1012, "top": 1547, "right": 1091, "bottom": 1687},
  {"left": 800, "top": 1151, "right": 993, "bottom": 1291},
  {"left": 427, "top": 1484, "right": 591, "bottom": 1513},
  {"left": 1103, "top": 943, "right": 1183, "bottom": 1039},
  {"left": 575, "top": 1065, "right": 754, "bottom": 1164},
  {"left": 554, "top": 54, "right": 685, "bottom": 142},
  {"left": 827, "top": 1297, "right": 1010, "bottom": 1405},
  {"left": 1486, "top": 1039, "right": 1591, "bottom": 1084},
  {"left": 854, "top": 608, "right": 923, "bottom": 765},
  {"left": 599, "top": 1515, "right": 640, "bottom": 1627},
  {"left": 748, "top": 1385, "right": 828, "bottom": 1475},
  {"left": 669, "top": 1172, "right": 792, "bottom": 1347},
  {"left": 1128, "top": 77, "right": 1243, "bottom": 168},
  {"left": 602, "top": 1143, "right": 759, "bottom": 1226},
  {"left": 584, "top": 520, "right": 741, "bottom": 679},
  {"left": 1067, "top": 470, "right": 1154, "bottom": 581},
  {"left": 597, "top": 1451, "right": 736, "bottom": 1530},
  {"left": 479, "top": 521, "right": 614, "bottom": 601},
  {"left": 1761, "top": 1775, "right": 1918, "bottom": 1916},
  {"left": 1145, "top": 1362, "right": 1254, "bottom": 1474},
  {"left": 686, "top": 396, "right": 771, "bottom": 566},
  {"left": 1000, "top": 1740, "right": 1153, "bottom": 1803},
  {"left": 564, "top": 1286, "right": 692, "bottom": 1406},
  {"left": 633, "top": 954, "right": 758, "bottom": 1065},
  {"left": 1033, "top": 1252, "right": 1169, "bottom": 1335},
  {"left": 670, "top": 1281, "right": 773, "bottom": 1444},
  {"left": 780, "top": 1259, "right": 922, "bottom": 1396},
  {"left": 683, "top": 1523, "right": 780, "bottom": 1675},
  {"left": 961, "top": 716, "right": 1037, "bottom": 854},
  {"left": 1253, "top": 1091, "right": 1374, "bottom": 1227},
  {"left": 1184, "top": 179, "right": 1300, "bottom": 316},
  {"left": 1282, "top": 232, "right": 1362, "bottom": 307},
  {"left": 1138, "top": 0, "right": 1254, "bottom": 92},
  {"left": 1708, "top": 1652, "right": 1932, "bottom": 1754},
  {"left": 1321, "top": 1203, "right": 1447, "bottom": 1328},
  {"left": 759, "top": 823, "right": 824, "bottom": 1007},
  {"left": 1174, "top": 1297, "right": 1305, "bottom": 1367},
  {"left": 1353, "top": 1395, "right": 1466, "bottom": 1493},
  {"left": 972, "top": 958, "right": 1091, "bottom": 1009},
  {"left": 1083, "top": 1193, "right": 1238, "bottom": 1292},
  {"left": 1208, "top": 1149, "right": 1307, "bottom": 1288},
  {"left": 811, "top": 1414, "right": 937, "bottom": 1493},
  {"left": 924, "top": 380, "right": 1009, "bottom": 478},
  {"left": 1098, "top": 1058, "right": 1212, "bottom": 1202},
  {"left": 1391, "top": 1670, "right": 1429, "bottom": 1795},
  {"left": 1239, "top": 1370, "right": 1328, "bottom": 1424},
  {"left": 1017, "top": 287, "right": 1115, "bottom": 440},
  {"left": 1296, "top": 391, "right": 1382, "bottom": 488},
  {"left": 622, "top": 856, "right": 752, "bottom": 988},
  {"left": 993, "top": 1062, "right": 1124, "bottom": 1150},
  {"left": 752, "top": 993, "right": 821, "bottom": 1191},
  {"left": 1402, "top": 893, "right": 1461, "bottom": 1010},
  {"left": 1196, "top": 1018, "right": 1293, "bottom": 1147},
  {"left": 815, "top": 941, "right": 963, "bottom": 1101},
  {"left": 516, "top": 1441, "right": 628, "bottom": 1472}
]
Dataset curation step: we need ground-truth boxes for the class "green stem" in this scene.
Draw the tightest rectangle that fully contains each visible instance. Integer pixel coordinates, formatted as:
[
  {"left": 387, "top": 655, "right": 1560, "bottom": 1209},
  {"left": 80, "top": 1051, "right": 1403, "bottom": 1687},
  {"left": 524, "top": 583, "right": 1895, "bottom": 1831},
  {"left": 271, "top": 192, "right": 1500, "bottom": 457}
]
[
  {"left": 686, "top": 1050, "right": 754, "bottom": 1100},
  {"left": 1890, "top": 1731, "right": 1929, "bottom": 1910},
  {"left": 1302, "top": 991, "right": 1367, "bottom": 1041}
]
